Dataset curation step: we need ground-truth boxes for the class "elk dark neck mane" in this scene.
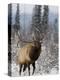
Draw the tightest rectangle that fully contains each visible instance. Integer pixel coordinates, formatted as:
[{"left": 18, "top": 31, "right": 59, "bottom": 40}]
[{"left": 29, "top": 41, "right": 41, "bottom": 61}]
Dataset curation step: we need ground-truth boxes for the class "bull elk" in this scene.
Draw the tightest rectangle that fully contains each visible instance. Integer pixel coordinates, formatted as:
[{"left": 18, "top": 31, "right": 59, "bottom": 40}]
[
  {"left": 16, "top": 40, "right": 42, "bottom": 75},
  {"left": 16, "top": 27, "right": 46, "bottom": 75}
]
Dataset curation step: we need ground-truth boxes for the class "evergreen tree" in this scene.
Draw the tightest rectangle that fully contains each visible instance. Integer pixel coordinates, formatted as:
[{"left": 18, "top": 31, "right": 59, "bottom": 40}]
[
  {"left": 31, "top": 5, "right": 42, "bottom": 40},
  {"left": 54, "top": 18, "right": 58, "bottom": 32},
  {"left": 42, "top": 5, "right": 49, "bottom": 32},
  {"left": 31, "top": 5, "right": 49, "bottom": 41},
  {"left": 32, "top": 5, "right": 41, "bottom": 29},
  {"left": 14, "top": 4, "right": 20, "bottom": 34}
]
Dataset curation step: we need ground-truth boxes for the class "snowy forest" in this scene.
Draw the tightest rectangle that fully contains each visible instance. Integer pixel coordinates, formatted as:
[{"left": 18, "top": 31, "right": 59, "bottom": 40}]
[{"left": 8, "top": 4, "right": 58, "bottom": 76}]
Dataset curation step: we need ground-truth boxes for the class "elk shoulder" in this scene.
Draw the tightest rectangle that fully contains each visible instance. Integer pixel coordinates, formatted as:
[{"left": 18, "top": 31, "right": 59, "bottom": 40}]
[{"left": 16, "top": 44, "right": 33, "bottom": 64}]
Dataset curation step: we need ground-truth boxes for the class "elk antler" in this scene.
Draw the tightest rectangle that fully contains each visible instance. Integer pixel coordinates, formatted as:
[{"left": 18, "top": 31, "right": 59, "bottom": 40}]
[{"left": 34, "top": 26, "right": 48, "bottom": 42}]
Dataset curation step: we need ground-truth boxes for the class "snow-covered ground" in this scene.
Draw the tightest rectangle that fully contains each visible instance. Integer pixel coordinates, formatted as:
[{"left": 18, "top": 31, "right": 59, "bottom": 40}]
[{"left": 10, "top": 36, "right": 58, "bottom": 76}]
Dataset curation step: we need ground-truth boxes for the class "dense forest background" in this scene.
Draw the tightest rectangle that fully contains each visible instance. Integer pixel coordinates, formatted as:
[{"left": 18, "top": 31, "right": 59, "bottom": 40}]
[{"left": 8, "top": 4, "right": 58, "bottom": 76}]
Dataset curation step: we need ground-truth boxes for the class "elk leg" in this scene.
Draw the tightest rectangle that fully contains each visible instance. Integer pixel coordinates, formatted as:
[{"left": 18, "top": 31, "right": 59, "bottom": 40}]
[
  {"left": 19, "top": 64, "right": 22, "bottom": 75},
  {"left": 32, "top": 62, "right": 35, "bottom": 75},
  {"left": 23, "top": 64, "right": 27, "bottom": 72},
  {"left": 28, "top": 65, "right": 30, "bottom": 76}
]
